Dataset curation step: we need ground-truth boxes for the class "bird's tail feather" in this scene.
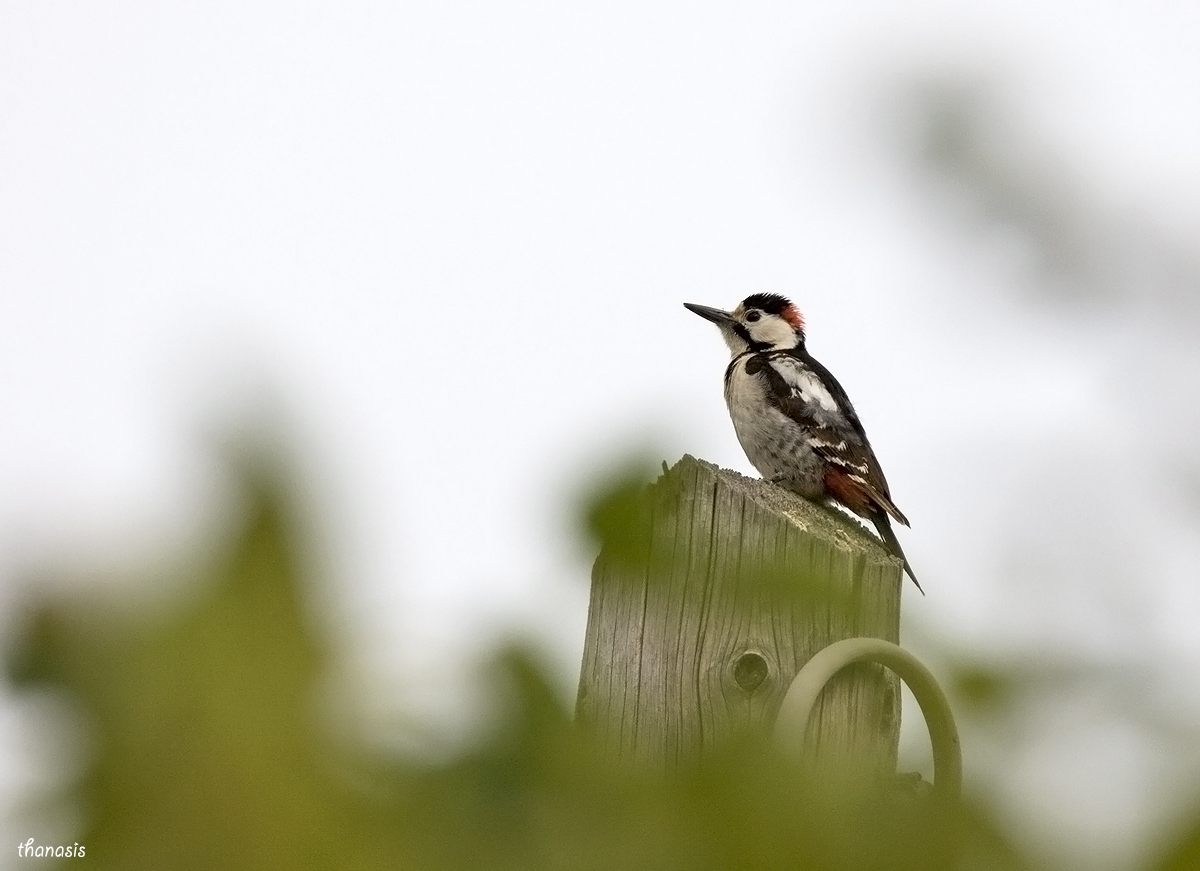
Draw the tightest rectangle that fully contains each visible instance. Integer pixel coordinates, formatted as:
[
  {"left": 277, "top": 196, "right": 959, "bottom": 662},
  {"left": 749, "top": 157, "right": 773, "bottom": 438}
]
[{"left": 870, "top": 512, "right": 923, "bottom": 594}]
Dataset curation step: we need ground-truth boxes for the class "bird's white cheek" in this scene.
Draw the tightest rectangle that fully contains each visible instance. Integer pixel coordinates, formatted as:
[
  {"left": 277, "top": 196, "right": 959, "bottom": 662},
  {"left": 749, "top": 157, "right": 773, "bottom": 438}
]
[{"left": 748, "top": 319, "right": 796, "bottom": 349}]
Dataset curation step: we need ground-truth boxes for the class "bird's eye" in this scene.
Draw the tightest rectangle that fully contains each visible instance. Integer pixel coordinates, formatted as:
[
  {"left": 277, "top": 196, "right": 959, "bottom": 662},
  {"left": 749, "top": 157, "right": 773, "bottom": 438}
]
[{"left": 745, "top": 310, "right": 761, "bottom": 323}]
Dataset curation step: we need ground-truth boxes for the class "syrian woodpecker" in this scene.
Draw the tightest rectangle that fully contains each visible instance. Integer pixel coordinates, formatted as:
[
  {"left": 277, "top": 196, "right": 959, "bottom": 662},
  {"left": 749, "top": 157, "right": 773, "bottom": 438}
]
[{"left": 684, "top": 293, "right": 922, "bottom": 592}]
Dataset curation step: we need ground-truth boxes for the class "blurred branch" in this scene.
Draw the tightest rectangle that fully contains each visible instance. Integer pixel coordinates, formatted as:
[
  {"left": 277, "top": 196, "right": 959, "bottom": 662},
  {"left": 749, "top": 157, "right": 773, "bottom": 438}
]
[{"left": 898, "top": 77, "right": 1200, "bottom": 318}]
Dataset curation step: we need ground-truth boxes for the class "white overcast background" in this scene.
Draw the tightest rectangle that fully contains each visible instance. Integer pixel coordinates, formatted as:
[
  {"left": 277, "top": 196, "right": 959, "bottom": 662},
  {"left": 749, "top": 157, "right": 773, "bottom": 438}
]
[{"left": 3, "top": 3, "right": 1200, "bottom": 869}]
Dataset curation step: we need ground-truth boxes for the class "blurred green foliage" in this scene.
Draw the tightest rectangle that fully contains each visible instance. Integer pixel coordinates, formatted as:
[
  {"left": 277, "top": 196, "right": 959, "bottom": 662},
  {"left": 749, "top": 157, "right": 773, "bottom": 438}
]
[
  {"left": 6, "top": 460, "right": 1200, "bottom": 869},
  {"left": 578, "top": 458, "right": 659, "bottom": 569}
]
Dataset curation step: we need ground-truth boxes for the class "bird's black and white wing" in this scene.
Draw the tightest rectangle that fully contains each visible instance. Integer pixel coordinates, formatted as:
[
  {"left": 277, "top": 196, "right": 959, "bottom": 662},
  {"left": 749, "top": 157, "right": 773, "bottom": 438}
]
[{"left": 756, "top": 351, "right": 908, "bottom": 526}]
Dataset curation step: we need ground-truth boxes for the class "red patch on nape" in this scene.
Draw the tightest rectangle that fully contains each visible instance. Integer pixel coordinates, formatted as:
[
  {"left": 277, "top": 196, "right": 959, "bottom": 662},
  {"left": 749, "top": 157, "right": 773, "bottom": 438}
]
[{"left": 781, "top": 304, "right": 805, "bottom": 332}]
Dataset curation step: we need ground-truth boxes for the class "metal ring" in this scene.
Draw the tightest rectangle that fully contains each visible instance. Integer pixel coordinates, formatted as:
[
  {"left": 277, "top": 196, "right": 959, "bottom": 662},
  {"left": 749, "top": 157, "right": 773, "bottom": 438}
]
[{"left": 773, "top": 637, "right": 961, "bottom": 801}]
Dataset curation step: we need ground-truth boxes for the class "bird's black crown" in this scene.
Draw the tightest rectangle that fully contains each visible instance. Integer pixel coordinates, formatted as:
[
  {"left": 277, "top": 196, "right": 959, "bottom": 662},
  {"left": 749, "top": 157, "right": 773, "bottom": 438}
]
[{"left": 741, "top": 293, "right": 793, "bottom": 314}]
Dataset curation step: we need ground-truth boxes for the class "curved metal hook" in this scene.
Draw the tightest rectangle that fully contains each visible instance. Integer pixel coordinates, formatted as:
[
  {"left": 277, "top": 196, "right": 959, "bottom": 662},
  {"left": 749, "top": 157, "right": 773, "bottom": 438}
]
[{"left": 774, "top": 637, "right": 961, "bottom": 801}]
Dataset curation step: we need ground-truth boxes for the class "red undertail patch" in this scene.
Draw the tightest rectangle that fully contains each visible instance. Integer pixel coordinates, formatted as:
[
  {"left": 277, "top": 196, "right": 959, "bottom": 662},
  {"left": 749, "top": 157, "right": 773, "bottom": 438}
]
[{"left": 822, "top": 467, "right": 872, "bottom": 517}]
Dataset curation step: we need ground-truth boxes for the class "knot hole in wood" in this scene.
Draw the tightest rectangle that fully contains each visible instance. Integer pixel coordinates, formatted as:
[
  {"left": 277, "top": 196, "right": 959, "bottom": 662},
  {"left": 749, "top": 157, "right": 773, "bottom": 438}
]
[{"left": 733, "top": 651, "right": 769, "bottom": 694}]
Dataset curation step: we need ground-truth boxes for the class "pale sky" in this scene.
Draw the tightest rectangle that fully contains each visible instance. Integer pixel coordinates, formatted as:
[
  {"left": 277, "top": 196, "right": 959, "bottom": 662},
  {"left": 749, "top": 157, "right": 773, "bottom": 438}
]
[{"left": 3, "top": 3, "right": 1200, "bottom": 869}]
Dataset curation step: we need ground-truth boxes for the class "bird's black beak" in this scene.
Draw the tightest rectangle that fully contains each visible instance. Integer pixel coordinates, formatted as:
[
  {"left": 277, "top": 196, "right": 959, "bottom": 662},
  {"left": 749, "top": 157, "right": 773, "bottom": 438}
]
[{"left": 684, "top": 302, "right": 735, "bottom": 326}]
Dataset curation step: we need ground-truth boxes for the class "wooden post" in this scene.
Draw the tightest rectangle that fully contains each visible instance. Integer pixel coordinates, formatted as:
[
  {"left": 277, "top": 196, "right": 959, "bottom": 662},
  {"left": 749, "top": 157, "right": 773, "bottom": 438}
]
[{"left": 576, "top": 454, "right": 903, "bottom": 772}]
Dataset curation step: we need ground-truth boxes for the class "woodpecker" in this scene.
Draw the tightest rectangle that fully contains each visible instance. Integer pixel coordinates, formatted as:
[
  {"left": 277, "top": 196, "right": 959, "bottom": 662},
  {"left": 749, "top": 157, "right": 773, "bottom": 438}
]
[{"left": 684, "top": 293, "right": 922, "bottom": 592}]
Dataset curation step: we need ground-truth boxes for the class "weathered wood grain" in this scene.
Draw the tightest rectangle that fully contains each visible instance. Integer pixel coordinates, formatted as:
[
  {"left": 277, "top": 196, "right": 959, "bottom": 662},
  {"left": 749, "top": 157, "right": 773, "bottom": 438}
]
[{"left": 576, "top": 454, "right": 903, "bottom": 772}]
